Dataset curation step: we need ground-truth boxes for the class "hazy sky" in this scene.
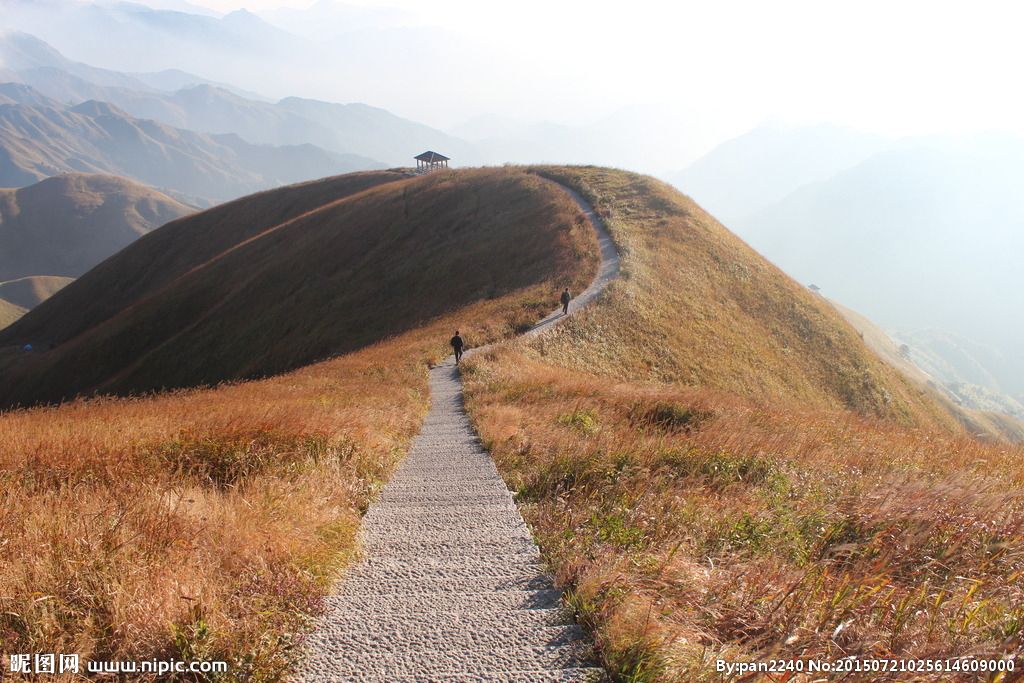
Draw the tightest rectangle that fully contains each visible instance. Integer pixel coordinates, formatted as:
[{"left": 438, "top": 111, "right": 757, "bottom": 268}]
[{"left": 174, "top": 0, "right": 1024, "bottom": 141}]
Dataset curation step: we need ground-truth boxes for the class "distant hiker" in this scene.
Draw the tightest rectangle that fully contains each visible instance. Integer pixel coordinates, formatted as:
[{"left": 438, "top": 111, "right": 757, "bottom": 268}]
[
  {"left": 450, "top": 331, "right": 465, "bottom": 364},
  {"left": 560, "top": 288, "right": 571, "bottom": 315}
]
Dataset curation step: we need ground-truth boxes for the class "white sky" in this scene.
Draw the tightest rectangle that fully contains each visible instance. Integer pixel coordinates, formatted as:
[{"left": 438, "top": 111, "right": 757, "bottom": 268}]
[{"left": 169, "top": 0, "right": 1024, "bottom": 140}]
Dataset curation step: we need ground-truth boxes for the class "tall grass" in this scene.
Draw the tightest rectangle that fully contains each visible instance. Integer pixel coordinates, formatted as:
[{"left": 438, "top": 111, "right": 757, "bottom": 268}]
[
  {"left": 464, "top": 349, "right": 1024, "bottom": 681},
  {"left": 461, "top": 166, "right": 1024, "bottom": 681},
  {"left": 0, "top": 169, "right": 599, "bottom": 679}
]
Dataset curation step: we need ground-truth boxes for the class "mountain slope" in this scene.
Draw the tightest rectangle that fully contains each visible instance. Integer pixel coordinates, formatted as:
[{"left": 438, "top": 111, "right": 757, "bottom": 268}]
[
  {"left": 0, "top": 168, "right": 599, "bottom": 407},
  {"left": 527, "top": 167, "right": 958, "bottom": 427},
  {"left": 0, "top": 84, "right": 383, "bottom": 203},
  {"left": 828, "top": 298, "right": 1024, "bottom": 440},
  {"left": 460, "top": 167, "right": 1022, "bottom": 681},
  {"left": 0, "top": 174, "right": 193, "bottom": 281},
  {"left": 0, "top": 275, "right": 74, "bottom": 309},
  {"left": 0, "top": 297, "right": 26, "bottom": 328}
]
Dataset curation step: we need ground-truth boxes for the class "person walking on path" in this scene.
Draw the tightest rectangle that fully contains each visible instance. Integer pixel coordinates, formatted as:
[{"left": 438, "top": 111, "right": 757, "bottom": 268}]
[
  {"left": 560, "top": 288, "right": 571, "bottom": 315},
  {"left": 450, "top": 331, "right": 465, "bottom": 364}
]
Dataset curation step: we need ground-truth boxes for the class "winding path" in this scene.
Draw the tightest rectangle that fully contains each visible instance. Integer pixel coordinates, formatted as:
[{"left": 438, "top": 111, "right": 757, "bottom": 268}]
[{"left": 298, "top": 182, "right": 620, "bottom": 682}]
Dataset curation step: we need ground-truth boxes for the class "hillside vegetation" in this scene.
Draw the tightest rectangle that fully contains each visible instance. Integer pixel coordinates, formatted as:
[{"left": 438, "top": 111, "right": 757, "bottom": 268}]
[
  {"left": 463, "top": 166, "right": 1024, "bottom": 681},
  {"left": 0, "top": 167, "right": 598, "bottom": 677},
  {"left": 0, "top": 174, "right": 192, "bottom": 282},
  {"left": 0, "top": 298, "right": 26, "bottom": 328},
  {"left": 0, "top": 169, "right": 597, "bottom": 408},
  {"left": 0, "top": 275, "right": 74, "bottom": 310}
]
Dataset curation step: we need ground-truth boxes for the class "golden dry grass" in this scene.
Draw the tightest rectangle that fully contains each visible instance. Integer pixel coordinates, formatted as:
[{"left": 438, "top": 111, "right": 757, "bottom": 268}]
[
  {"left": 0, "top": 169, "right": 599, "bottom": 679},
  {"left": 462, "top": 167, "right": 1024, "bottom": 681}
]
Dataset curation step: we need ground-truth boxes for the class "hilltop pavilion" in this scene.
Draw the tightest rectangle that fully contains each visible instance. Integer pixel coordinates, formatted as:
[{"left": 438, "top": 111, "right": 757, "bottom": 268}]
[{"left": 415, "top": 151, "right": 449, "bottom": 172}]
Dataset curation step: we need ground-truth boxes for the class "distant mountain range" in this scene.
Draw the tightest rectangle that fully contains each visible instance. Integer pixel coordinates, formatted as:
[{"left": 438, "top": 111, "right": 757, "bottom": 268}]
[
  {"left": 0, "top": 32, "right": 473, "bottom": 166},
  {"left": 667, "top": 123, "right": 889, "bottom": 225},
  {"left": 673, "top": 125, "right": 1024, "bottom": 407},
  {"left": 0, "top": 83, "right": 383, "bottom": 204}
]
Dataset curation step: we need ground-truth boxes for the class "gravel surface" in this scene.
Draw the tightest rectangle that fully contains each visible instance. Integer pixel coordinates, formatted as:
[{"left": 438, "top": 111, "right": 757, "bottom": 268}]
[{"left": 297, "top": 182, "right": 619, "bottom": 682}]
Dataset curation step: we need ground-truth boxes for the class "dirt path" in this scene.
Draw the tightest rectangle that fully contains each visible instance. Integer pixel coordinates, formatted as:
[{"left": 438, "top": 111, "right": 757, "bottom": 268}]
[{"left": 298, "top": 182, "right": 620, "bottom": 682}]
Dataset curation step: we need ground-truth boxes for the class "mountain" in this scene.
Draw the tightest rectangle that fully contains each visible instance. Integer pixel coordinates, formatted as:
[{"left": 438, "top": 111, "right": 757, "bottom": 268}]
[
  {"left": 0, "top": 275, "right": 74, "bottom": 308},
  {"left": 739, "top": 136, "right": 1024, "bottom": 397},
  {"left": 1, "top": 2, "right": 306, "bottom": 76},
  {"left": 100, "top": 85, "right": 474, "bottom": 166},
  {"left": 0, "top": 33, "right": 473, "bottom": 167},
  {"left": 0, "top": 174, "right": 192, "bottom": 281},
  {"left": 0, "top": 168, "right": 598, "bottom": 406},
  {"left": 0, "top": 29, "right": 155, "bottom": 91},
  {"left": 668, "top": 122, "right": 889, "bottom": 224},
  {"left": 0, "top": 84, "right": 383, "bottom": 203},
  {"left": 894, "top": 328, "right": 1024, "bottom": 410},
  {"left": 0, "top": 296, "right": 26, "bottom": 327}
]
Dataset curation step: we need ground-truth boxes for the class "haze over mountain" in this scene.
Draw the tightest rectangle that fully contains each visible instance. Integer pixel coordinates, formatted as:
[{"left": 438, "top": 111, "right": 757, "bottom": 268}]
[
  {"left": 0, "top": 2, "right": 730, "bottom": 170},
  {"left": 721, "top": 135, "right": 1024, "bottom": 401},
  {"left": 0, "top": 83, "right": 381, "bottom": 203},
  {"left": 0, "top": 32, "right": 474, "bottom": 166},
  {"left": 668, "top": 122, "right": 890, "bottom": 225}
]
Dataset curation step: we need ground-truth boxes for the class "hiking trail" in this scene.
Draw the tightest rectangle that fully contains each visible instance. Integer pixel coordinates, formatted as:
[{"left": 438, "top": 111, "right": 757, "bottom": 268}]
[{"left": 298, "top": 181, "right": 620, "bottom": 682}]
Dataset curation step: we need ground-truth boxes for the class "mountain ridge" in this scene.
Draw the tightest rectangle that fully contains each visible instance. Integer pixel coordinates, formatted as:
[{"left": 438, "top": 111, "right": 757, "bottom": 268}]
[{"left": 0, "top": 83, "right": 384, "bottom": 203}]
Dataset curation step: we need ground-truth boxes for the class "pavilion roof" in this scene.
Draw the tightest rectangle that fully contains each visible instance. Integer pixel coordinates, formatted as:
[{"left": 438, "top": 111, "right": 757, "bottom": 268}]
[{"left": 415, "top": 151, "right": 450, "bottom": 162}]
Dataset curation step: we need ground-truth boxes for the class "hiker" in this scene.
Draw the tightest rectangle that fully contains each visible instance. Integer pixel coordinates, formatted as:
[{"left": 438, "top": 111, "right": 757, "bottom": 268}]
[
  {"left": 560, "top": 288, "right": 571, "bottom": 315},
  {"left": 450, "top": 330, "right": 465, "bottom": 364}
]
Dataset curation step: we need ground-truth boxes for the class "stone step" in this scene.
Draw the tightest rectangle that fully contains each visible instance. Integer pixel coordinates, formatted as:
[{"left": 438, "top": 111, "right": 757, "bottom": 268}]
[
  {"left": 344, "top": 560, "right": 544, "bottom": 584},
  {"left": 311, "top": 624, "right": 587, "bottom": 658},
  {"left": 353, "top": 553, "right": 544, "bottom": 572},
  {"left": 303, "top": 639, "right": 595, "bottom": 679},
  {"left": 317, "top": 607, "right": 575, "bottom": 633},
  {"left": 361, "top": 536, "right": 540, "bottom": 557},
  {"left": 338, "top": 573, "right": 555, "bottom": 596},
  {"left": 370, "top": 499, "right": 517, "bottom": 512},
  {"left": 365, "top": 508, "right": 525, "bottom": 526},
  {"left": 323, "top": 588, "right": 565, "bottom": 613},
  {"left": 361, "top": 518, "right": 529, "bottom": 538}
]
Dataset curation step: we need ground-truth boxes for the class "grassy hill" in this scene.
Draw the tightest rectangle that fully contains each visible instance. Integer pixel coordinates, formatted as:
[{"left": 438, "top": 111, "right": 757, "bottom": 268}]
[
  {"left": 0, "top": 297, "right": 27, "bottom": 328},
  {"left": 0, "top": 275, "right": 74, "bottom": 310},
  {"left": 0, "top": 174, "right": 193, "bottom": 282},
  {"left": 526, "top": 168, "right": 959, "bottom": 427},
  {"left": 3, "top": 166, "right": 1020, "bottom": 680},
  {"left": 0, "top": 167, "right": 598, "bottom": 675},
  {"left": 0, "top": 168, "right": 598, "bottom": 407},
  {"left": 462, "top": 167, "right": 1024, "bottom": 680}
]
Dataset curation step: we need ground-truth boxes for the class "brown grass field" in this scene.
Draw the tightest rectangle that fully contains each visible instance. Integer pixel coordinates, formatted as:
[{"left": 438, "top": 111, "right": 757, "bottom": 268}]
[
  {"left": 462, "top": 167, "right": 1024, "bottom": 681},
  {"left": 5, "top": 165, "right": 1022, "bottom": 682},
  {"left": 0, "top": 168, "right": 598, "bottom": 678}
]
